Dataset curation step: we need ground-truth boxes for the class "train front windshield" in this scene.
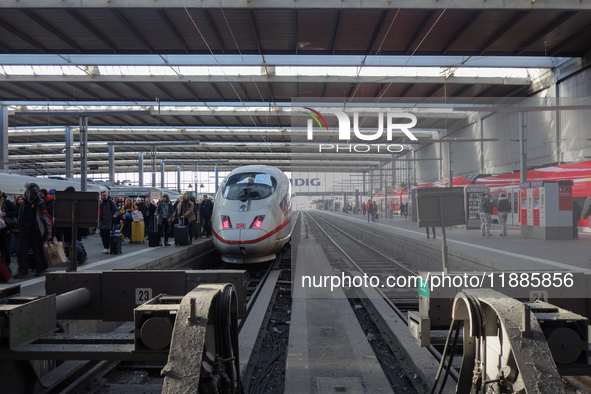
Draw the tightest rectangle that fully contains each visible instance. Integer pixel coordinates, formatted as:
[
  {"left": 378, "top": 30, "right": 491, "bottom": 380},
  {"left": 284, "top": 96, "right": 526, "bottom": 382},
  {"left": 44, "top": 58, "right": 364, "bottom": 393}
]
[{"left": 222, "top": 173, "right": 277, "bottom": 201}]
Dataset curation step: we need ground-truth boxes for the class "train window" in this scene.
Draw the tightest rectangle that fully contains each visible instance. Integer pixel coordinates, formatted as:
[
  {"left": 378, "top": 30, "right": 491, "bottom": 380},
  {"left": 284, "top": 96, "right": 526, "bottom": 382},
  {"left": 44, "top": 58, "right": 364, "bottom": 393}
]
[
  {"left": 223, "top": 172, "right": 278, "bottom": 201},
  {"left": 514, "top": 193, "right": 518, "bottom": 213}
]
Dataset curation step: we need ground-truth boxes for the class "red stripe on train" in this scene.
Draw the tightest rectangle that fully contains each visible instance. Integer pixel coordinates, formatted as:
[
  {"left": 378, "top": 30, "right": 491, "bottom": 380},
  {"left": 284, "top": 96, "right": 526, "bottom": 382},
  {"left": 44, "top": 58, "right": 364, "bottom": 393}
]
[{"left": 213, "top": 216, "right": 291, "bottom": 245}]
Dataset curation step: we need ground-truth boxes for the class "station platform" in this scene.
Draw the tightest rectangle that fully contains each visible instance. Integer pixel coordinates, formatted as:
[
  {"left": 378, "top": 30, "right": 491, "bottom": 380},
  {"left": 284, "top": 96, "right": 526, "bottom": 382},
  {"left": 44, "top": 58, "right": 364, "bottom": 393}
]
[
  {"left": 285, "top": 222, "right": 394, "bottom": 394},
  {"left": 5, "top": 231, "right": 214, "bottom": 297},
  {"left": 316, "top": 210, "right": 591, "bottom": 274}
]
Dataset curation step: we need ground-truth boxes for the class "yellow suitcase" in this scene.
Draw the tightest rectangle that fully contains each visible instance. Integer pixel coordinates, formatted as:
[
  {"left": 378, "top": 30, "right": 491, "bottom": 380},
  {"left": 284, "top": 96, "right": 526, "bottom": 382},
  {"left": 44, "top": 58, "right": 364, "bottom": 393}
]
[{"left": 131, "top": 221, "right": 145, "bottom": 243}]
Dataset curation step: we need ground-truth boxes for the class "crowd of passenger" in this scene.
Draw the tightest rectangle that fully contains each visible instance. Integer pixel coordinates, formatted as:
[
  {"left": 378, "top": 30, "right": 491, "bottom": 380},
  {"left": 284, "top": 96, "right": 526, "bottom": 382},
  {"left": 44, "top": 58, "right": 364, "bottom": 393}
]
[{"left": 0, "top": 182, "right": 215, "bottom": 280}]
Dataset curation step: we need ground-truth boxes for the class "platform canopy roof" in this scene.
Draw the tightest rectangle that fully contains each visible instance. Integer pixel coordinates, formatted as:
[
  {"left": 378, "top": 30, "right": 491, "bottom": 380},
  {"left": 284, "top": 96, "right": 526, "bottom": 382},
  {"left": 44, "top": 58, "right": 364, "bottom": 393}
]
[{"left": 0, "top": 0, "right": 589, "bottom": 173}]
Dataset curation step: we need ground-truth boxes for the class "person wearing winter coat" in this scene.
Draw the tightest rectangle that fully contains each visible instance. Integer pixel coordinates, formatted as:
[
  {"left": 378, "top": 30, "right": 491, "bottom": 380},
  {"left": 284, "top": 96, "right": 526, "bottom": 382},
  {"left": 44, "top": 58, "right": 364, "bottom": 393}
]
[
  {"left": 119, "top": 197, "right": 137, "bottom": 239},
  {"left": 199, "top": 194, "right": 214, "bottom": 237},
  {"left": 99, "top": 191, "right": 119, "bottom": 253},
  {"left": 479, "top": 194, "right": 494, "bottom": 236},
  {"left": 0, "top": 191, "right": 17, "bottom": 273},
  {"left": 496, "top": 193, "right": 511, "bottom": 236},
  {"left": 15, "top": 183, "right": 51, "bottom": 278},
  {"left": 175, "top": 193, "right": 196, "bottom": 242},
  {"left": 155, "top": 194, "right": 174, "bottom": 246}
]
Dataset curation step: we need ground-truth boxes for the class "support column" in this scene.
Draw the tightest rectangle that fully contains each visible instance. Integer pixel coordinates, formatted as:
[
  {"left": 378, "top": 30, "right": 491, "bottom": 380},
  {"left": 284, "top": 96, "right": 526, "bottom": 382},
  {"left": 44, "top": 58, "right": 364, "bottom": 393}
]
[
  {"left": 160, "top": 160, "right": 165, "bottom": 188},
  {"left": 369, "top": 169, "right": 373, "bottom": 197},
  {"left": 108, "top": 145, "right": 115, "bottom": 183},
  {"left": 555, "top": 85, "right": 561, "bottom": 163},
  {"left": 151, "top": 145, "right": 156, "bottom": 187},
  {"left": 79, "top": 117, "right": 88, "bottom": 192},
  {"left": 520, "top": 111, "right": 528, "bottom": 184},
  {"left": 215, "top": 165, "right": 219, "bottom": 194},
  {"left": 362, "top": 172, "right": 366, "bottom": 196},
  {"left": 138, "top": 152, "right": 144, "bottom": 186},
  {"left": 65, "top": 126, "right": 73, "bottom": 178},
  {"left": 480, "top": 116, "right": 485, "bottom": 174},
  {"left": 0, "top": 106, "right": 6, "bottom": 171},
  {"left": 448, "top": 143, "right": 453, "bottom": 187},
  {"left": 177, "top": 165, "right": 181, "bottom": 192}
]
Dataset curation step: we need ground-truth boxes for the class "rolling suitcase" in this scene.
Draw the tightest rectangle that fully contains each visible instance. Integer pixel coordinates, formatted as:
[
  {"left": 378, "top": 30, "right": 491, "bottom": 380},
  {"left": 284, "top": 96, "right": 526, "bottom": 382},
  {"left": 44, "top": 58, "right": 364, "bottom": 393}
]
[
  {"left": 110, "top": 225, "right": 122, "bottom": 254},
  {"left": 131, "top": 221, "right": 145, "bottom": 243},
  {"left": 174, "top": 218, "right": 190, "bottom": 246},
  {"left": 148, "top": 221, "right": 161, "bottom": 247}
]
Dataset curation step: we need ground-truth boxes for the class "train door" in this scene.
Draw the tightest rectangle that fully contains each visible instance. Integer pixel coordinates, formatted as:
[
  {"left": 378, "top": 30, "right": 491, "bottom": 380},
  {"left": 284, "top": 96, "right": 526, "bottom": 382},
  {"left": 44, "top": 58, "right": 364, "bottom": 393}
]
[{"left": 508, "top": 188, "right": 520, "bottom": 225}]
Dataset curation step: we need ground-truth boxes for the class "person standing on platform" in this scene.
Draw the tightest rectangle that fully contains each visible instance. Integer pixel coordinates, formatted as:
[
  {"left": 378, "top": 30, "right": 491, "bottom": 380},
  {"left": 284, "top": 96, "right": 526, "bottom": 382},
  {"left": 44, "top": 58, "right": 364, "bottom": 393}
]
[
  {"left": 175, "top": 193, "right": 196, "bottom": 242},
  {"left": 573, "top": 199, "right": 583, "bottom": 239},
  {"left": 119, "top": 197, "right": 136, "bottom": 240},
  {"left": 199, "top": 195, "right": 214, "bottom": 238},
  {"left": 426, "top": 227, "right": 436, "bottom": 239},
  {"left": 155, "top": 194, "right": 174, "bottom": 246},
  {"left": 366, "top": 200, "right": 373, "bottom": 223},
  {"left": 480, "top": 194, "right": 494, "bottom": 236},
  {"left": 497, "top": 193, "right": 511, "bottom": 236},
  {"left": 0, "top": 191, "right": 17, "bottom": 273},
  {"left": 146, "top": 199, "right": 156, "bottom": 237},
  {"left": 15, "top": 183, "right": 51, "bottom": 278},
  {"left": 99, "top": 191, "right": 118, "bottom": 254}
]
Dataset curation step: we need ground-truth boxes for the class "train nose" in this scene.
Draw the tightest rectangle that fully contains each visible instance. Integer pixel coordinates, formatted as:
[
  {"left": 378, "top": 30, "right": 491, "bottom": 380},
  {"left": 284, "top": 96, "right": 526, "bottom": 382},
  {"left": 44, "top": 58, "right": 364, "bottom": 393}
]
[{"left": 213, "top": 228, "right": 271, "bottom": 255}]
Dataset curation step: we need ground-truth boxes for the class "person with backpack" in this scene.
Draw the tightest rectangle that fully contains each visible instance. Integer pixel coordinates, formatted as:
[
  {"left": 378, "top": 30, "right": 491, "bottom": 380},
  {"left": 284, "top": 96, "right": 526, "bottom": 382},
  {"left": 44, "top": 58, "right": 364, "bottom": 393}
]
[
  {"left": 573, "top": 199, "right": 583, "bottom": 239},
  {"left": 366, "top": 200, "right": 374, "bottom": 223},
  {"left": 497, "top": 193, "right": 512, "bottom": 236}
]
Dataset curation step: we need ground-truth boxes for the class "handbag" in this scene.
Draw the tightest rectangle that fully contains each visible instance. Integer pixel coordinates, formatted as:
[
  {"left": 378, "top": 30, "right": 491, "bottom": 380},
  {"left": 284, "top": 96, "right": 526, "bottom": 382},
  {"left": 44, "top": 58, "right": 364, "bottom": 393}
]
[
  {"left": 0, "top": 217, "right": 6, "bottom": 230},
  {"left": 43, "top": 241, "right": 68, "bottom": 266},
  {"left": 131, "top": 210, "right": 144, "bottom": 222},
  {"left": 4, "top": 216, "right": 17, "bottom": 228}
]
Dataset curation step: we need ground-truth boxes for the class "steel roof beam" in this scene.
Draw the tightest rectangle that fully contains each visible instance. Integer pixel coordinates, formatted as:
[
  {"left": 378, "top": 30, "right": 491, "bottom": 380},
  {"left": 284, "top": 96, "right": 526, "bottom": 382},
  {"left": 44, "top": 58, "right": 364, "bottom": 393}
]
[
  {"left": 551, "top": 25, "right": 591, "bottom": 56},
  {"left": 0, "top": 40, "right": 11, "bottom": 53},
  {"left": 157, "top": 10, "right": 190, "bottom": 54},
  {"left": 21, "top": 10, "right": 82, "bottom": 53},
  {"left": 68, "top": 82, "right": 102, "bottom": 100},
  {"left": 441, "top": 10, "right": 481, "bottom": 55},
  {"left": 0, "top": 54, "right": 567, "bottom": 68},
  {"left": 405, "top": 11, "right": 435, "bottom": 55},
  {"left": 515, "top": 11, "right": 578, "bottom": 56},
  {"left": 0, "top": 21, "right": 46, "bottom": 53},
  {"left": 1, "top": 1, "right": 590, "bottom": 10},
  {"left": 331, "top": 10, "right": 343, "bottom": 55},
  {"left": 0, "top": 74, "right": 533, "bottom": 86},
  {"left": 112, "top": 10, "right": 154, "bottom": 54},
  {"left": 66, "top": 10, "right": 118, "bottom": 53},
  {"left": 478, "top": 11, "right": 528, "bottom": 56}
]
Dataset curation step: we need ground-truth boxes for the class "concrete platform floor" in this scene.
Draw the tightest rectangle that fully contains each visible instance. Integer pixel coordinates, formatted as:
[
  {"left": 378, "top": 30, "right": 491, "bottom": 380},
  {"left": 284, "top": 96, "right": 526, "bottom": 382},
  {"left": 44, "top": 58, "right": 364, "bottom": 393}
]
[
  {"left": 285, "top": 221, "right": 394, "bottom": 394},
  {"left": 5, "top": 231, "right": 214, "bottom": 297},
  {"left": 318, "top": 210, "right": 591, "bottom": 273}
]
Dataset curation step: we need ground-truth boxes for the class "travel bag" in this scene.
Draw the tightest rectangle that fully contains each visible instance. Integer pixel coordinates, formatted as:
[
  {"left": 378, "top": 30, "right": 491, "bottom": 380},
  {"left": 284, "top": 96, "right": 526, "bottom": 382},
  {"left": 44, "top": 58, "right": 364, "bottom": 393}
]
[
  {"left": 110, "top": 224, "right": 122, "bottom": 254},
  {"left": 174, "top": 218, "right": 190, "bottom": 246},
  {"left": 148, "top": 220, "right": 161, "bottom": 247},
  {"left": 131, "top": 221, "right": 145, "bottom": 243}
]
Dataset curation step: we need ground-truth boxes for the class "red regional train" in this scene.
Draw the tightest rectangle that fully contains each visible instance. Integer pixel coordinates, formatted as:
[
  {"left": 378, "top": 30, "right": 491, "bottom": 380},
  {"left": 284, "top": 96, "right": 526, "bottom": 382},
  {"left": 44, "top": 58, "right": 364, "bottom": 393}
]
[{"left": 369, "top": 160, "right": 591, "bottom": 228}]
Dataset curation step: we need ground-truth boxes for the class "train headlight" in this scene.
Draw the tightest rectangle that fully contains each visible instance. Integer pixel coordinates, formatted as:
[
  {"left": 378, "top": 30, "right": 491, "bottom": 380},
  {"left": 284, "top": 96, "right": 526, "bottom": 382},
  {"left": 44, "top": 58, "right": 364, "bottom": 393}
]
[
  {"left": 221, "top": 215, "right": 232, "bottom": 229},
  {"left": 250, "top": 215, "right": 266, "bottom": 229}
]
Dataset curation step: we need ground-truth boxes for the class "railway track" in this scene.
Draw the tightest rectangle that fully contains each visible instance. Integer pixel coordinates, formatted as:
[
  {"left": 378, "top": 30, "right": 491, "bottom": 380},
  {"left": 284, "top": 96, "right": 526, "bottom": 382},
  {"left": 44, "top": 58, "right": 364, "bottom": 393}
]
[{"left": 305, "top": 211, "right": 460, "bottom": 388}]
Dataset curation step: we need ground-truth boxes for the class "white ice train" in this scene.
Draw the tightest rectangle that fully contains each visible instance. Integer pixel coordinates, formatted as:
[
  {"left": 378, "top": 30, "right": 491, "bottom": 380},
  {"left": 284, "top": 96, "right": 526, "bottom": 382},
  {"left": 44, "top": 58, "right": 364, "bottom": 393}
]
[{"left": 212, "top": 165, "right": 292, "bottom": 264}]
